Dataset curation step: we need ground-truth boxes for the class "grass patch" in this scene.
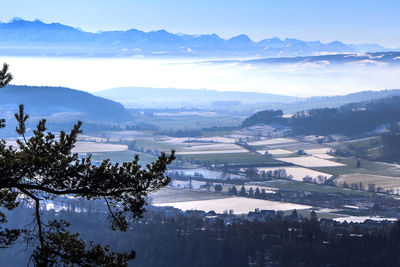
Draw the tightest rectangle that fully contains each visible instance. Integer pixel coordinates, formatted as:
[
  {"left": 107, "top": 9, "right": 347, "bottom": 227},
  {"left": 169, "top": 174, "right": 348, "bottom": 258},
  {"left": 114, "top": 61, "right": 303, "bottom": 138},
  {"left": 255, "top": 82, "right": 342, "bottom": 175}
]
[
  {"left": 179, "top": 152, "right": 283, "bottom": 165},
  {"left": 261, "top": 179, "right": 372, "bottom": 197},
  {"left": 311, "top": 157, "right": 400, "bottom": 177}
]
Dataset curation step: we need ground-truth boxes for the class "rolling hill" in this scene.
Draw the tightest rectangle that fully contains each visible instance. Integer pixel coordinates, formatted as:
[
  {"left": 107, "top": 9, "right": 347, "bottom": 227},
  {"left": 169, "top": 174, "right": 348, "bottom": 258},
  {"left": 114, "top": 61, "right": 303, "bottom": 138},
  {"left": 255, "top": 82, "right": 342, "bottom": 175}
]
[{"left": 0, "top": 85, "right": 133, "bottom": 123}]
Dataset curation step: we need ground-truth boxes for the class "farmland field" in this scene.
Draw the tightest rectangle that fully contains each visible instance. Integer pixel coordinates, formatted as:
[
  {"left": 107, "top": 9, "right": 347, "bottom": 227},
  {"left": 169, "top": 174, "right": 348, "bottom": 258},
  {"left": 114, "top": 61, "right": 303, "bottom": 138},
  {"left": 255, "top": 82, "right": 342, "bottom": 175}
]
[
  {"left": 260, "top": 179, "right": 372, "bottom": 196},
  {"left": 267, "top": 142, "right": 329, "bottom": 151},
  {"left": 150, "top": 187, "right": 229, "bottom": 204},
  {"left": 256, "top": 149, "right": 294, "bottom": 156},
  {"left": 247, "top": 138, "right": 298, "bottom": 146},
  {"left": 102, "top": 130, "right": 153, "bottom": 141},
  {"left": 167, "top": 168, "right": 244, "bottom": 179},
  {"left": 170, "top": 180, "right": 207, "bottom": 189},
  {"left": 304, "top": 148, "right": 333, "bottom": 155},
  {"left": 72, "top": 142, "right": 128, "bottom": 153},
  {"left": 179, "top": 152, "right": 285, "bottom": 165},
  {"left": 154, "top": 196, "right": 311, "bottom": 214},
  {"left": 257, "top": 166, "right": 332, "bottom": 182},
  {"left": 335, "top": 173, "right": 400, "bottom": 191},
  {"left": 184, "top": 136, "right": 236, "bottom": 143},
  {"left": 177, "top": 149, "right": 248, "bottom": 155},
  {"left": 179, "top": 143, "right": 244, "bottom": 152},
  {"left": 276, "top": 156, "right": 345, "bottom": 167},
  {"left": 312, "top": 158, "right": 400, "bottom": 177}
]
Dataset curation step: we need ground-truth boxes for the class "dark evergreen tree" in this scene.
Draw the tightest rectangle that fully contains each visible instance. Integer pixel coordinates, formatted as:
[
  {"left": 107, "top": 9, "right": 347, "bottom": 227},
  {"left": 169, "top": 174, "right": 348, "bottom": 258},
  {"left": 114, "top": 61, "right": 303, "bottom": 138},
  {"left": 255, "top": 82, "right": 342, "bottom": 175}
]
[
  {"left": 214, "top": 184, "right": 223, "bottom": 192},
  {"left": 229, "top": 186, "right": 238, "bottom": 195},
  {"left": 0, "top": 63, "right": 175, "bottom": 266},
  {"left": 254, "top": 187, "right": 261, "bottom": 198},
  {"left": 239, "top": 186, "right": 247, "bottom": 196},
  {"left": 248, "top": 187, "right": 254, "bottom": 197}
]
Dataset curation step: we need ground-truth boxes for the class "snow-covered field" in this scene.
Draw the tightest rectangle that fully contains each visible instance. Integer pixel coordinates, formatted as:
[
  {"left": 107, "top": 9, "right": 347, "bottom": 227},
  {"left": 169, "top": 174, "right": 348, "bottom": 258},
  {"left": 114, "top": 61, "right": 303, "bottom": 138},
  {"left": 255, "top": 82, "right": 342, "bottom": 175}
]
[
  {"left": 72, "top": 142, "right": 128, "bottom": 153},
  {"left": 154, "top": 197, "right": 311, "bottom": 214},
  {"left": 333, "top": 216, "right": 397, "bottom": 223},
  {"left": 247, "top": 138, "right": 297, "bottom": 146},
  {"left": 256, "top": 149, "right": 293, "bottom": 155},
  {"left": 304, "top": 148, "right": 335, "bottom": 159},
  {"left": 305, "top": 148, "right": 332, "bottom": 154},
  {"left": 162, "top": 136, "right": 236, "bottom": 144},
  {"left": 168, "top": 168, "right": 243, "bottom": 180},
  {"left": 313, "top": 154, "right": 336, "bottom": 159},
  {"left": 187, "top": 137, "right": 236, "bottom": 143},
  {"left": 257, "top": 166, "right": 332, "bottom": 181},
  {"left": 174, "top": 143, "right": 248, "bottom": 155},
  {"left": 276, "top": 156, "right": 345, "bottom": 167},
  {"left": 5, "top": 140, "right": 128, "bottom": 153},
  {"left": 170, "top": 180, "right": 207, "bottom": 189},
  {"left": 176, "top": 149, "right": 248, "bottom": 155},
  {"left": 181, "top": 143, "right": 243, "bottom": 151}
]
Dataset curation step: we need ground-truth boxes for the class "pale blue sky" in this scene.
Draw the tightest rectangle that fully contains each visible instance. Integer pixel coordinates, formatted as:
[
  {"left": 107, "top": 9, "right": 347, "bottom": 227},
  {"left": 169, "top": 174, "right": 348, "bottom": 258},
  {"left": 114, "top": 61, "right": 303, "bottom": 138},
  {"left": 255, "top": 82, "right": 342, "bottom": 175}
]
[{"left": 1, "top": 0, "right": 399, "bottom": 47}]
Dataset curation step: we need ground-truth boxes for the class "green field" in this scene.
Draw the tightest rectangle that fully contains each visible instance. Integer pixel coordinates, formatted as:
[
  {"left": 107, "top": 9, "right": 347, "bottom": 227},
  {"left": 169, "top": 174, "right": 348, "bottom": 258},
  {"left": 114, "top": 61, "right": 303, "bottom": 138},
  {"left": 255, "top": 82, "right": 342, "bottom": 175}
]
[
  {"left": 179, "top": 152, "right": 285, "bottom": 165},
  {"left": 339, "top": 136, "right": 381, "bottom": 150},
  {"left": 311, "top": 157, "right": 400, "bottom": 177},
  {"left": 260, "top": 179, "right": 372, "bottom": 196},
  {"left": 134, "top": 139, "right": 186, "bottom": 151},
  {"left": 335, "top": 173, "right": 400, "bottom": 191},
  {"left": 333, "top": 136, "right": 382, "bottom": 159}
]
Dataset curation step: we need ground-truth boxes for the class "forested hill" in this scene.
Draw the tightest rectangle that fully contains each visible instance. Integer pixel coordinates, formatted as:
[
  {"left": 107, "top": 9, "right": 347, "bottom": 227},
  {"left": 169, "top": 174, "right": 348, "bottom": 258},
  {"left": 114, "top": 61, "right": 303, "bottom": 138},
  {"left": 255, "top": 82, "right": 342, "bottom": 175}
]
[
  {"left": 291, "top": 96, "right": 400, "bottom": 136},
  {"left": 0, "top": 85, "right": 133, "bottom": 123},
  {"left": 242, "top": 96, "right": 400, "bottom": 136},
  {"left": 242, "top": 109, "right": 285, "bottom": 127}
]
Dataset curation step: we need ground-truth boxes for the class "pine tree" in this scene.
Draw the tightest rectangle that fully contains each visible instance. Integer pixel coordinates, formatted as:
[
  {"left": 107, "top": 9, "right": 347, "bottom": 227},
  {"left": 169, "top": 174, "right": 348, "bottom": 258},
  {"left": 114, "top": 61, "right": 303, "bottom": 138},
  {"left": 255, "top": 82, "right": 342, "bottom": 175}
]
[
  {"left": 248, "top": 187, "right": 254, "bottom": 197},
  {"left": 254, "top": 187, "right": 261, "bottom": 198},
  {"left": 0, "top": 63, "right": 175, "bottom": 266},
  {"left": 239, "top": 185, "right": 247, "bottom": 196},
  {"left": 230, "top": 186, "right": 238, "bottom": 195},
  {"left": 214, "top": 184, "right": 223, "bottom": 192}
]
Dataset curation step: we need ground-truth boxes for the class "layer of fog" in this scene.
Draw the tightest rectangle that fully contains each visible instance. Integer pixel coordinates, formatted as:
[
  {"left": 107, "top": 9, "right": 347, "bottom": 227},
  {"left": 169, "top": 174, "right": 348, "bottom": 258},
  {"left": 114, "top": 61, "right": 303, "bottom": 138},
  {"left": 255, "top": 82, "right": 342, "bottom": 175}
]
[{"left": 3, "top": 56, "right": 400, "bottom": 97}]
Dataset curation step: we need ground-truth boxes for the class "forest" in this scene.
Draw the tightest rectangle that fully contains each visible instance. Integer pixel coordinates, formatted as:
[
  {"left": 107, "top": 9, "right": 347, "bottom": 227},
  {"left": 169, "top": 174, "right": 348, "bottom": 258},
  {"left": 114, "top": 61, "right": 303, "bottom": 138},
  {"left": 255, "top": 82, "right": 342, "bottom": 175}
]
[
  {"left": 1, "top": 205, "right": 399, "bottom": 266},
  {"left": 291, "top": 96, "right": 400, "bottom": 136}
]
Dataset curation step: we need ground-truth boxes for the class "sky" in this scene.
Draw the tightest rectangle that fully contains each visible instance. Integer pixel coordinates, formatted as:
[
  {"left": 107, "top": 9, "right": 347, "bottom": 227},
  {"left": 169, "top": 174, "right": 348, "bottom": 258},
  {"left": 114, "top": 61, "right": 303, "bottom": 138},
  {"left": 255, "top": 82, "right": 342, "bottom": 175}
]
[{"left": 0, "top": 0, "right": 399, "bottom": 47}]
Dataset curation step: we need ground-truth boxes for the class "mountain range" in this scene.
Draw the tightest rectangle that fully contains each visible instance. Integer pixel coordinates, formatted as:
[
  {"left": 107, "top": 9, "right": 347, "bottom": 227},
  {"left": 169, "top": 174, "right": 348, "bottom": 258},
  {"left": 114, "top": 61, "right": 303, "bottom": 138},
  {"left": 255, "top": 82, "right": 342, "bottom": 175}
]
[{"left": 0, "top": 18, "right": 395, "bottom": 58}]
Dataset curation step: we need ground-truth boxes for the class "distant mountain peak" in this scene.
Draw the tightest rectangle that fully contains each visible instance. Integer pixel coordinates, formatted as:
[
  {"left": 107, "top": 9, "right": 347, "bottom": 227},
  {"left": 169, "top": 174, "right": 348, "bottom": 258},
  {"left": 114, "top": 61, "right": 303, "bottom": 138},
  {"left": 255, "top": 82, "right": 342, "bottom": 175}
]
[{"left": 228, "top": 34, "right": 253, "bottom": 42}]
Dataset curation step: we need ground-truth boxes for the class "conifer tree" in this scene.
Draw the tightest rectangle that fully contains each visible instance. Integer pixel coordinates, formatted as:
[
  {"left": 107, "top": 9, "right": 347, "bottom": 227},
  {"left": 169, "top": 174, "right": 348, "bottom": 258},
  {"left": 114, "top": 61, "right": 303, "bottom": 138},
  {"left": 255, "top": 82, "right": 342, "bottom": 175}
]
[{"left": 0, "top": 63, "right": 175, "bottom": 266}]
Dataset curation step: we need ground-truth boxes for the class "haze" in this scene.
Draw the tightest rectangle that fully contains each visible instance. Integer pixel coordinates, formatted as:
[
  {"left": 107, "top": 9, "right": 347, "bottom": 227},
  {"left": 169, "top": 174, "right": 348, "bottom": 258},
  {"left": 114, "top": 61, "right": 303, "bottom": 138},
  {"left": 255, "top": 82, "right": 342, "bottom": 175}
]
[{"left": 4, "top": 56, "right": 400, "bottom": 97}]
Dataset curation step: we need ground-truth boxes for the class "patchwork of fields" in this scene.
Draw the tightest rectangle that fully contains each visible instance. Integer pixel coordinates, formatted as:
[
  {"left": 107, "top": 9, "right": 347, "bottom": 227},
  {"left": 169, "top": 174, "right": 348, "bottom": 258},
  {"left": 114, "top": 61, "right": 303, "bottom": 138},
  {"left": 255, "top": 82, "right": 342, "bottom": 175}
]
[{"left": 11, "top": 130, "right": 399, "bottom": 223}]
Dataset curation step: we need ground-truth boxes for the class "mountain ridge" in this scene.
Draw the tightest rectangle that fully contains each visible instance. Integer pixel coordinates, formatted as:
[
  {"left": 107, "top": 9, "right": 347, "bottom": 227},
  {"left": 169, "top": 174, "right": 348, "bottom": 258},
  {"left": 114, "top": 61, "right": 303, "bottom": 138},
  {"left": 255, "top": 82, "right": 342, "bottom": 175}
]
[{"left": 0, "top": 18, "right": 394, "bottom": 57}]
